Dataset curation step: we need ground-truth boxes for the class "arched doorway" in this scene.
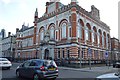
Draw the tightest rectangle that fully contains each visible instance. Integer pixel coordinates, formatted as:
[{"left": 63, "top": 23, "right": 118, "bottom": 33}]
[{"left": 44, "top": 49, "right": 49, "bottom": 59}]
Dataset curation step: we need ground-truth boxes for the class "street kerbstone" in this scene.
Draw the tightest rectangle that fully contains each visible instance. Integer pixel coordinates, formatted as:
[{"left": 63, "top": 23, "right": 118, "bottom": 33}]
[{"left": 58, "top": 66, "right": 117, "bottom": 73}]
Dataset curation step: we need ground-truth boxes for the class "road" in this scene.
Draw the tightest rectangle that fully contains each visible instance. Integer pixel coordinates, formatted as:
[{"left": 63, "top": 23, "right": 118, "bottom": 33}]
[{"left": 1, "top": 62, "right": 116, "bottom": 80}]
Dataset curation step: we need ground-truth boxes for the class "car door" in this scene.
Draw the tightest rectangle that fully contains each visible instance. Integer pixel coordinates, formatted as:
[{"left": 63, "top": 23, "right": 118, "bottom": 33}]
[
  {"left": 21, "top": 61, "right": 31, "bottom": 77},
  {"left": 26, "top": 61, "right": 37, "bottom": 78}
]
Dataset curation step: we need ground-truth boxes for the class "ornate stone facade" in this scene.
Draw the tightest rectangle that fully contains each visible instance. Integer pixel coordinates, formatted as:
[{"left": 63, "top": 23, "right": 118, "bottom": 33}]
[{"left": 16, "top": 0, "right": 111, "bottom": 63}]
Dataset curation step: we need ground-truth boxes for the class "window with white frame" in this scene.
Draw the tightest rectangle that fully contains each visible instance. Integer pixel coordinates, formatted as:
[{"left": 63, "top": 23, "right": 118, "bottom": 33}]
[
  {"left": 92, "top": 32, "right": 94, "bottom": 43},
  {"left": 50, "top": 27, "right": 54, "bottom": 39},
  {"left": 98, "top": 33, "right": 100, "bottom": 45},
  {"left": 94, "top": 32, "right": 97, "bottom": 43},
  {"left": 77, "top": 26, "right": 80, "bottom": 38},
  {"left": 77, "top": 24, "right": 82, "bottom": 38},
  {"left": 68, "top": 27, "right": 71, "bottom": 38},
  {"left": 85, "top": 27, "right": 89, "bottom": 40},
  {"left": 55, "top": 30, "right": 58, "bottom": 41},
  {"left": 102, "top": 35, "right": 104, "bottom": 47},
  {"left": 61, "top": 23, "right": 66, "bottom": 38},
  {"left": 40, "top": 30, "right": 44, "bottom": 41},
  {"left": 106, "top": 36, "right": 108, "bottom": 48}
]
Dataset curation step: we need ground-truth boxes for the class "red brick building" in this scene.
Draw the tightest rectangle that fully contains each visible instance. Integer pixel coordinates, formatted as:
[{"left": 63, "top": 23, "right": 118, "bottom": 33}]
[
  {"left": 15, "top": 0, "right": 111, "bottom": 64},
  {"left": 111, "top": 37, "right": 119, "bottom": 61}
]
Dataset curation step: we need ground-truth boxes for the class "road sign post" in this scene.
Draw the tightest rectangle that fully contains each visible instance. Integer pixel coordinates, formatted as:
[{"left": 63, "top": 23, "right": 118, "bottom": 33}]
[
  {"left": 105, "top": 51, "right": 109, "bottom": 69},
  {"left": 88, "top": 48, "right": 92, "bottom": 70}
]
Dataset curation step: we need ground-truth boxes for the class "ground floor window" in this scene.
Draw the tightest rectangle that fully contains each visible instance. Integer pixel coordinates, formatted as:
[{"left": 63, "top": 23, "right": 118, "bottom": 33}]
[
  {"left": 78, "top": 48, "right": 80, "bottom": 58},
  {"left": 82, "top": 48, "right": 85, "bottom": 59},
  {"left": 67, "top": 50, "right": 70, "bottom": 59},
  {"left": 62, "top": 49, "right": 65, "bottom": 58},
  {"left": 58, "top": 50, "right": 60, "bottom": 59}
]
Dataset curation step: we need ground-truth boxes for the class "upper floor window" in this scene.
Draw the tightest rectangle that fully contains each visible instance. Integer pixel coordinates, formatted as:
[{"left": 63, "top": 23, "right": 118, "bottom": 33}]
[
  {"left": 61, "top": 23, "right": 67, "bottom": 38},
  {"left": 98, "top": 33, "right": 100, "bottom": 45},
  {"left": 102, "top": 35, "right": 104, "bottom": 46},
  {"left": 106, "top": 36, "right": 108, "bottom": 48},
  {"left": 94, "top": 32, "right": 97, "bottom": 43},
  {"left": 55, "top": 30, "right": 58, "bottom": 41},
  {"left": 85, "top": 27, "right": 89, "bottom": 40},
  {"left": 77, "top": 24, "right": 82, "bottom": 38},
  {"left": 69, "top": 27, "right": 71, "bottom": 38},
  {"left": 40, "top": 30, "right": 44, "bottom": 41},
  {"left": 50, "top": 27, "right": 54, "bottom": 39},
  {"left": 92, "top": 32, "right": 94, "bottom": 43}
]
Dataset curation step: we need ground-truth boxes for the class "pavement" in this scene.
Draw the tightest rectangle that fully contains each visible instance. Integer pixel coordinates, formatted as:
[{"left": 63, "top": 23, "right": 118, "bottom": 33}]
[{"left": 58, "top": 66, "right": 118, "bottom": 73}]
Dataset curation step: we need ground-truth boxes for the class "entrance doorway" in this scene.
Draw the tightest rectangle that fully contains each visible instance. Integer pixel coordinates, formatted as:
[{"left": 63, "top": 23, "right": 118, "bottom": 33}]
[{"left": 44, "top": 49, "right": 49, "bottom": 59}]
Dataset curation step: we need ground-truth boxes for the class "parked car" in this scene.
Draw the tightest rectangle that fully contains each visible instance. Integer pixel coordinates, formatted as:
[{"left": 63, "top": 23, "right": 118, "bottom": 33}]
[
  {"left": 113, "top": 62, "right": 120, "bottom": 68},
  {"left": 0, "top": 58, "right": 12, "bottom": 69},
  {"left": 96, "top": 73, "right": 120, "bottom": 80},
  {"left": 16, "top": 59, "right": 58, "bottom": 80}
]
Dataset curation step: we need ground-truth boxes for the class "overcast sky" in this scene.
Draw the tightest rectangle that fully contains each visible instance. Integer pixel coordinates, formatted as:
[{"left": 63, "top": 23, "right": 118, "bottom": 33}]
[{"left": 0, "top": 0, "right": 119, "bottom": 39}]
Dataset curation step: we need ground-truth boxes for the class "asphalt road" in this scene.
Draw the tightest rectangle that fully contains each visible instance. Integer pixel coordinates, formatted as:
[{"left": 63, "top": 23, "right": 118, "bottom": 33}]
[{"left": 1, "top": 62, "right": 114, "bottom": 80}]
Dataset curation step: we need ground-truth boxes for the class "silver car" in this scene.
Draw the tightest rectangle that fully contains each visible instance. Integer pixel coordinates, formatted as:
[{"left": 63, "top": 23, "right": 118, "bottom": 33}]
[{"left": 96, "top": 73, "right": 120, "bottom": 80}]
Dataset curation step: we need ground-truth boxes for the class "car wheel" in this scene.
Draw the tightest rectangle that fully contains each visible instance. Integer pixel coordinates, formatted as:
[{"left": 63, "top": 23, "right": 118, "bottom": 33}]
[
  {"left": 33, "top": 74, "right": 39, "bottom": 80},
  {"left": 16, "top": 70, "right": 21, "bottom": 78}
]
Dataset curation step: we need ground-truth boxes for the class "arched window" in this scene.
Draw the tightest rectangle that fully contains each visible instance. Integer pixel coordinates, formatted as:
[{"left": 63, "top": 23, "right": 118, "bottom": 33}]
[
  {"left": 86, "top": 23, "right": 91, "bottom": 41},
  {"left": 77, "top": 23, "right": 82, "bottom": 38},
  {"left": 99, "top": 29, "right": 102, "bottom": 45},
  {"left": 103, "top": 32, "right": 106, "bottom": 47},
  {"left": 102, "top": 35, "right": 104, "bottom": 47},
  {"left": 93, "top": 26, "right": 97, "bottom": 43},
  {"left": 106, "top": 36, "right": 108, "bottom": 48},
  {"left": 92, "top": 32, "right": 94, "bottom": 43},
  {"left": 50, "top": 27, "right": 54, "bottom": 39},
  {"left": 61, "top": 23, "right": 67, "bottom": 38},
  {"left": 40, "top": 30, "right": 44, "bottom": 41},
  {"left": 98, "top": 33, "right": 100, "bottom": 45},
  {"left": 85, "top": 27, "right": 89, "bottom": 40},
  {"left": 107, "top": 34, "right": 110, "bottom": 49},
  {"left": 106, "top": 34, "right": 110, "bottom": 49}
]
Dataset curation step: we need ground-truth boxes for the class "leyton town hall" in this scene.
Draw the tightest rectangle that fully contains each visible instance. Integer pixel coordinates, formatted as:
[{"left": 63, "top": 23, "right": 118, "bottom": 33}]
[{"left": 2, "top": 0, "right": 119, "bottom": 65}]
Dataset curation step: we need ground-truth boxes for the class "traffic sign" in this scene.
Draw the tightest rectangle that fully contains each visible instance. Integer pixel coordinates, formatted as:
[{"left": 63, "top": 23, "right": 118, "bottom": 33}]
[
  {"left": 105, "top": 51, "right": 108, "bottom": 57},
  {"left": 88, "top": 48, "right": 92, "bottom": 56}
]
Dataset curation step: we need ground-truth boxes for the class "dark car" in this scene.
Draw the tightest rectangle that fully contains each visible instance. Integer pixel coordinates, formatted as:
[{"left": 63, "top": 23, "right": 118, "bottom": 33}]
[
  {"left": 16, "top": 59, "right": 58, "bottom": 80},
  {"left": 113, "top": 62, "right": 120, "bottom": 68}
]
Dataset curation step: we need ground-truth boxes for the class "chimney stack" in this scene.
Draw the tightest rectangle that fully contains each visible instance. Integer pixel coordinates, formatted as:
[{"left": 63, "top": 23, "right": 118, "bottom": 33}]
[
  {"left": 16, "top": 28, "right": 19, "bottom": 33},
  {"left": 71, "top": 0, "right": 77, "bottom": 5},
  {"left": 8, "top": 32, "right": 11, "bottom": 37}
]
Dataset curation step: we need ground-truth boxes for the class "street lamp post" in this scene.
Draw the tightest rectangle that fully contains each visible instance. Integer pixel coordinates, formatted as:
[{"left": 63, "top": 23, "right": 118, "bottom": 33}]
[
  {"left": 105, "top": 51, "right": 109, "bottom": 69},
  {"left": 79, "top": 43, "right": 82, "bottom": 68},
  {"left": 35, "top": 43, "right": 38, "bottom": 59},
  {"left": 88, "top": 48, "right": 92, "bottom": 70}
]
